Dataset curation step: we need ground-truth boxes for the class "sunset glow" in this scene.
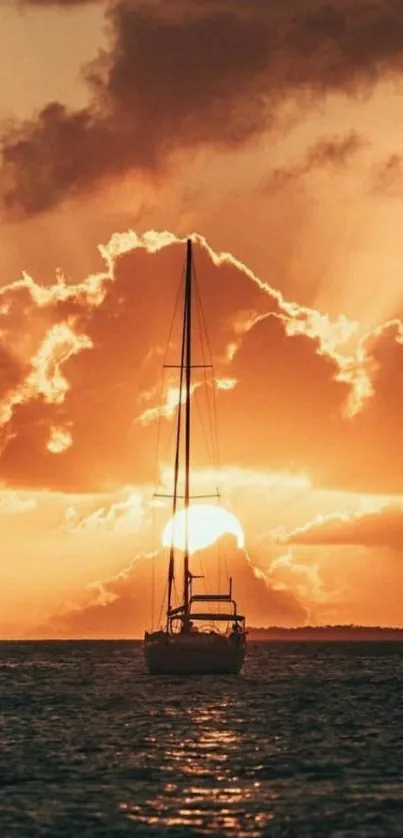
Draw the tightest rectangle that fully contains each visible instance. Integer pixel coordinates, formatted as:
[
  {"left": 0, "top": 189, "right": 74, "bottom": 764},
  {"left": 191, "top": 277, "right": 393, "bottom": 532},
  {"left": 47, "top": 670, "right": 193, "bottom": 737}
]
[
  {"left": 1, "top": 1, "right": 403, "bottom": 639},
  {"left": 162, "top": 505, "right": 244, "bottom": 554},
  {"left": 4, "top": 8, "right": 403, "bottom": 837}
]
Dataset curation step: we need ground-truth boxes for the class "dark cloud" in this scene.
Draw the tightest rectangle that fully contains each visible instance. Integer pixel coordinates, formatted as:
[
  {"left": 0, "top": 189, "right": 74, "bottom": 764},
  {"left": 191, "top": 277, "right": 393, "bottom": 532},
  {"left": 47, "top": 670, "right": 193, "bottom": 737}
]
[
  {"left": 3, "top": 0, "right": 403, "bottom": 217},
  {"left": 18, "top": 1, "right": 101, "bottom": 6},
  {"left": 265, "top": 132, "right": 366, "bottom": 191},
  {"left": 371, "top": 152, "right": 403, "bottom": 197}
]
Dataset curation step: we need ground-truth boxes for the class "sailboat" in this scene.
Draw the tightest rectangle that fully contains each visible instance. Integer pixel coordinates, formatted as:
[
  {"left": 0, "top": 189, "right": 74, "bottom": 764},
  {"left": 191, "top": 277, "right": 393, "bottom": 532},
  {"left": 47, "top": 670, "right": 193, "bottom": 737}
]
[{"left": 143, "top": 238, "right": 247, "bottom": 675}]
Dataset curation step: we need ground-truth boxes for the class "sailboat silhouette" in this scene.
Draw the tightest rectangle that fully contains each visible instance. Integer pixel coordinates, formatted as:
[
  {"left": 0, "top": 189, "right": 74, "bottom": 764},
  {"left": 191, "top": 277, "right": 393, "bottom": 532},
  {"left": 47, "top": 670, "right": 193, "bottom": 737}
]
[{"left": 144, "top": 239, "right": 247, "bottom": 675}]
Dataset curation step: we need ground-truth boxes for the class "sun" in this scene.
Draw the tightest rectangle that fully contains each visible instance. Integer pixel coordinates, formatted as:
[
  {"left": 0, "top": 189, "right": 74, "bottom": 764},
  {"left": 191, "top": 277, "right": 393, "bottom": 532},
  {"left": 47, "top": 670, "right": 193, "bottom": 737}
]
[{"left": 162, "top": 503, "right": 244, "bottom": 554}]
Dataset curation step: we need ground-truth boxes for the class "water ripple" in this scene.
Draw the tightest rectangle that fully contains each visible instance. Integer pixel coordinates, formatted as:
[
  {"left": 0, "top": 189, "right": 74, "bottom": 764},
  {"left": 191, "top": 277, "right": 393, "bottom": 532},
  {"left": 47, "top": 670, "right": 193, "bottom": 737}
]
[{"left": 1, "top": 641, "right": 403, "bottom": 835}]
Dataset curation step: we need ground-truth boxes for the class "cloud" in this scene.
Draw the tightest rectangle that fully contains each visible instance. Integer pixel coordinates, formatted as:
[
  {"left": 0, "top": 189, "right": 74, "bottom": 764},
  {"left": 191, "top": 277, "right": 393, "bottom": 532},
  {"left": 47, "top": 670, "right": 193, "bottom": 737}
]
[
  {"left": 47, "top": 426, "right": 72, "bottom": 454},
  {"left": 218, "top": 311, "right": 352, "bottom": 484},
  {"left": 17, "top": 0, "right": 101, "bottom": 6},
  {"left": 283, "top": 504, "right": 403, "bottom": 550},
  {"left": 218, "top": 308, "right": 403, "bottom": 493},
  {"left": 265, "top": 548, "right": 341, "bottom": 624},
  {"left": 274, "top": 502, "right": 403, "bottom": 626},
  {"left": 0, "top": 230, "right": 403, "bottom": 495},
  {"left": 0, "top": 492, "right": 37, "bottom": 515},
  {"left": 63, "top": 490, "right": 144, "bottom": 533},
  {"left": 35, "top": 533, "right": 307, "bottom": 637},
  {"left": 265, "top": 132, "right": 366, "bottom": 191},
  {"left": 371, "top": 152, "right": 403, "bottom": 198},
  {"left": 0, "top": 231, "right": 301, "bottom": 491},
  {"left": 4, "top": 0, "right": 403, "bottom": 217}
]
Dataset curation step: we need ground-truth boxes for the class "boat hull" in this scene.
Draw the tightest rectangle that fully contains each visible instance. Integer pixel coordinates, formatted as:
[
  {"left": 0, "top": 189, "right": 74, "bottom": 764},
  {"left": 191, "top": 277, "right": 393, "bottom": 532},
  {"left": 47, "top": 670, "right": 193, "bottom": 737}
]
[{"left": 144, "top": 632, "right": 246, "bottom": 675}]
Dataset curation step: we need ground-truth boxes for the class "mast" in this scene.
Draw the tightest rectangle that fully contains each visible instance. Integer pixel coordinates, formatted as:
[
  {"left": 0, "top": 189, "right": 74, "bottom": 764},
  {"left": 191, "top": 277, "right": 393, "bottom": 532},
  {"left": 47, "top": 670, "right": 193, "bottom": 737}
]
[
  {"left": 166, "top": 287, "right": 186, "bottom": 628},
  {"left": 166, "top": 238, "right": 192, "bottom": 628},
  {"left": 183, "top": 238, "right": 192, "bottom": 614}
]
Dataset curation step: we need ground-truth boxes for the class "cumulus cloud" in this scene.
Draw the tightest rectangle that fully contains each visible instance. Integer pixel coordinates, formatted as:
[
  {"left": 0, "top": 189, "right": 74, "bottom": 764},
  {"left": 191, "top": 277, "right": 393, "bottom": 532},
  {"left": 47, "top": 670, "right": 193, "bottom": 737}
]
[
  {"left": 0, "top": 231, "right": 321, "bottom": 490},
  {"left": 218, "top": 311, "right": 351, "bottom": 484},
  {"left": 4, "top": 0, "right": 403, "bottom": 217},
  {"left": 35, "top": 533, "right": 307, "bottom": 637},
  {"left": 264, "top": 548, "right": 343, "bottom": 625},
  {"left": 219, "top": 307, "right": 403, "bottom": 493},
  {"left": 0, "top": 230, "right": 402, "bottom": 495}
]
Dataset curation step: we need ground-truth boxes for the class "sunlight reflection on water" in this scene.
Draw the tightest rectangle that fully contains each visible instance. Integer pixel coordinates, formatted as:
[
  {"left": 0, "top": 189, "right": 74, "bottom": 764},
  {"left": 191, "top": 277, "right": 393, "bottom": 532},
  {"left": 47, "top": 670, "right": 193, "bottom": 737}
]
[{"left": 1, "top": 640, "right": 403, "bottom": 836}]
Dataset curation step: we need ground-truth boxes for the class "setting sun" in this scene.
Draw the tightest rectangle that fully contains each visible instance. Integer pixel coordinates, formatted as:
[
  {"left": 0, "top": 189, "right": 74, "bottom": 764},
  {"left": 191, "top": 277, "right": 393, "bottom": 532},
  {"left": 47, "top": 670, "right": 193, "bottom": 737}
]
[{"left": 162, "top": 504, "right": 244, "bottom": 554}]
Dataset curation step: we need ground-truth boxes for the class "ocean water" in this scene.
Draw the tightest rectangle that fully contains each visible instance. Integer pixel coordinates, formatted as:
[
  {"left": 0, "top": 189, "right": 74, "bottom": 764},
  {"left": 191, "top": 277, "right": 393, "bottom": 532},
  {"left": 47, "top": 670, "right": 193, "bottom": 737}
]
[{"left": 1, "top": 642, "right": 403, "bottom": 837}]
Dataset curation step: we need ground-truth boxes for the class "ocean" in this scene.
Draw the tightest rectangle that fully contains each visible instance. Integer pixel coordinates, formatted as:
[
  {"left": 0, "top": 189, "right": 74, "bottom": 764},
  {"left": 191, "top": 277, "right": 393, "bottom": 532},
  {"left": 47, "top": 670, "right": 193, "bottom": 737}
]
[{"left": 1, "top": 640, "right": 403, "bottom": 836}]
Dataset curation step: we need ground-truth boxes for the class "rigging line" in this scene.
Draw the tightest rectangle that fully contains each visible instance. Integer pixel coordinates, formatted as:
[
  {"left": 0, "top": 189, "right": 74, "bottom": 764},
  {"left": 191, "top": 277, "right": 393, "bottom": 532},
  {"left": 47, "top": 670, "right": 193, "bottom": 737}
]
[
  {"left": 191, "top": 266, "right": 226, "bottom": 603},
  {"left": 148, "top": 356, "right": 160, "bottom": 633},
  {"left": 193, "top": 272, "right": 221, "bottom": 492},
  {"left": 183, "top": 239, "right": 192, "bottom": 612},
  {"left": 192, "top": 315, "right": 216, "bottom": 472},
  {"left": 158, "top": 266, "right": 188, "bottom": 487},
  {"left": 190, "top": 269, "right": 222, "bottom": 622},
  {"left": 190, "top": 260, "right": 229, "bottom": 608},
  {"left": 158, "top": 401, "right": 177, "bottom": 489},
  {"left": 192, "top": 260, "right": 215, "bottom": 364},
  {"left": 157, "top": 578, "right": 168, "bottom": 629},
  {"left": 192, "top": 267, "right": 230, "bottom": 593},
  {"left": 194, "top": 386, "right": 216, "bottom": 476},
  {"left": 167, "top": 258, "right": 188, "bottom": 624},
  {"left": 203, "top": 344, "right": 221, "bottom": 488},
  {"left": 192, "top": 271, "right": 218, "bottom": 475},
  {"left": 209, "top": 354, "right": 221, "bottom": 494},
  {"left": 162, "top": 266, "right": 186, "bottom": 367},
  {"left": 173, "top": 577, "right": 179, "bottom": 609},
  {"left": 152, "top": 259, "right": 185, "bottom": 494},
  {"left": 151, "top": 260, "right": 187, "bottom": 632},
  {"left": 151, "top": 514, "right": 156, "bottom": 631},
  {"left": 219, "top": 555, "right": 223, "bottom": 605}
]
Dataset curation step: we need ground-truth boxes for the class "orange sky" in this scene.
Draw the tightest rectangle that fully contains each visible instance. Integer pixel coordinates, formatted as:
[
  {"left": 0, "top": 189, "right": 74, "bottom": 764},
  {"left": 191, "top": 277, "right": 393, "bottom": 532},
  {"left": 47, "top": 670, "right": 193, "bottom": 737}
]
[{"left": 1, "top": 0, "right": 403, "bottom": 636}]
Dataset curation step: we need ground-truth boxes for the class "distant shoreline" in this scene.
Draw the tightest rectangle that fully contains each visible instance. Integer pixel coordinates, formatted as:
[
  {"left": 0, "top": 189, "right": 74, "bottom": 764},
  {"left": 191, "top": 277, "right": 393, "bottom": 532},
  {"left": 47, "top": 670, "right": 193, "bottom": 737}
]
[{"left": 247, "top": 626, "right": 403, "bottom": 641}]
